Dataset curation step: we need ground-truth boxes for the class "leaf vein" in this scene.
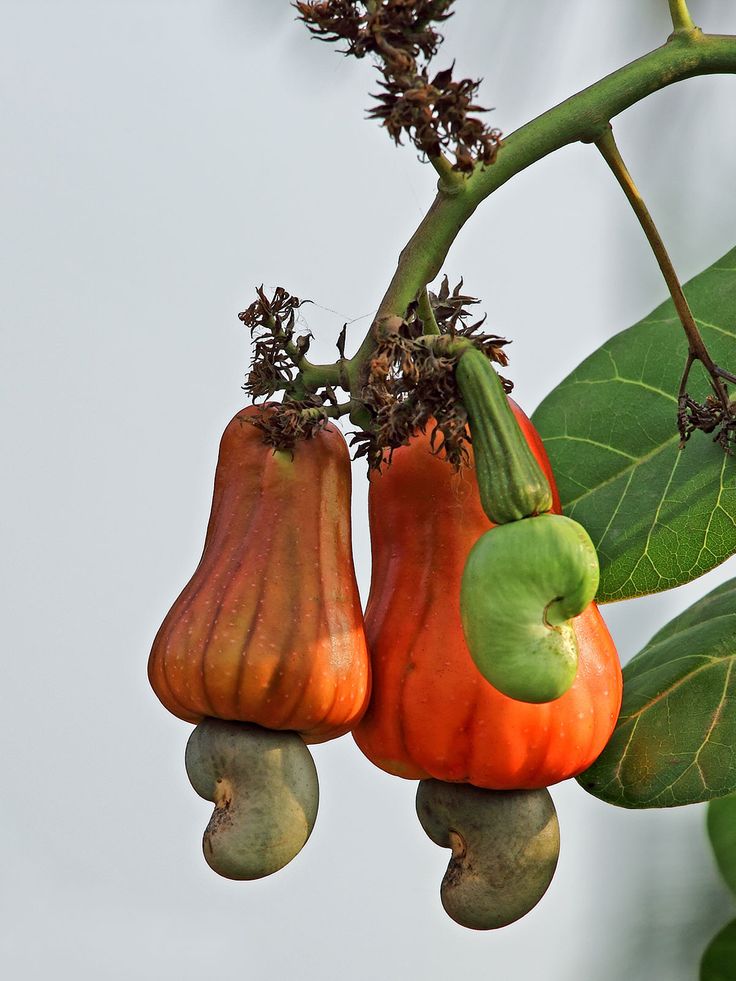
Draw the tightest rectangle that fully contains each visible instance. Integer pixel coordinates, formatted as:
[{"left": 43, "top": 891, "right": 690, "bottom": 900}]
[{"left": 564, "top": 433, "right": 680, "bottom": 510}]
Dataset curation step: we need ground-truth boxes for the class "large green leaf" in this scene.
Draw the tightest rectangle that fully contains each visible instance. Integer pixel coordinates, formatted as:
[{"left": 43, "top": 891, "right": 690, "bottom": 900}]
[
  {"left": 532, "top": 246, "right": 736, "bottom": 603},
  {"left": 577, "top": 578, "right": 736, "bottom": 808},
  {"left": 701, "top": 920, "right": 736, "bottom": 981},
  {"left": 708, "top": 793, "right": 736, "bottom": 897},
  {"left": 649, "top": 579, "right": 736, "bottom": 646}
]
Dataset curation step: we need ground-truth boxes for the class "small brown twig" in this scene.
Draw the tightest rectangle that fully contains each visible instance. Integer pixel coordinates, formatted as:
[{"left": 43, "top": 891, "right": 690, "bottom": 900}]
[{"left": 594, "top": 125, "right": 735, "bottom": 448}]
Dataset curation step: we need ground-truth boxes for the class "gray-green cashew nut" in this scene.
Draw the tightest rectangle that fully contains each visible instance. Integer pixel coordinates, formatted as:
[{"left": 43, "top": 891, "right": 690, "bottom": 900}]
[
  {"left": 416, "top": 780, "right": 560, "bottom": 930},
  {"left": 185, "top": 718, "right": 319, "bottom": 880}
]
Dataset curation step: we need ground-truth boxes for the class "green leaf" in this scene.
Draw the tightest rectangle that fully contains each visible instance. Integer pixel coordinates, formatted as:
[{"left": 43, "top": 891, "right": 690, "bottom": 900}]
[
  {"left": 532, "top": 246, "right": 736, "bottom": 603},
  {"left": 701, "top": 919, "right": 736, "bottom": 981},
  {"left": 577, "top": 578, "right": 736, "bottom": 807},
  {"left": 708, "top": 792, "right": 736, "bottom": 897}
]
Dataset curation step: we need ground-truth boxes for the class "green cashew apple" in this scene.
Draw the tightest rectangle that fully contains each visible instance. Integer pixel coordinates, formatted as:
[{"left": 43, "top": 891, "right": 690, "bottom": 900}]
[{"left": 461, "top": 512, "right": 600, "bottom": 702}]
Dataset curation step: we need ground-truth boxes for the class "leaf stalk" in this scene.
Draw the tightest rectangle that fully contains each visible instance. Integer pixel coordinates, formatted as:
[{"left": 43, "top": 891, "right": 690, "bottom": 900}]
[{"left": 594, "top": 125, "right": 730, "bottom": 410}]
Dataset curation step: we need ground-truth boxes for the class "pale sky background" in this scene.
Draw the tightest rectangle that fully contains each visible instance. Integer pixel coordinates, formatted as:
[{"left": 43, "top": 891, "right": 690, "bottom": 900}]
[{"left": 3, "top": 2, "right": 736, "bottom": 979}]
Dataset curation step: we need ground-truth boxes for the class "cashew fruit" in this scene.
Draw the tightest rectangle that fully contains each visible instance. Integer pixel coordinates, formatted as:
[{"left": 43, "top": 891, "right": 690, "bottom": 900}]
[
  {"left": 352, "top": 407, "right": 622, "bottom": 790},
  {"left": 148, "top": 405, "right": 370, "bottom": 743}
]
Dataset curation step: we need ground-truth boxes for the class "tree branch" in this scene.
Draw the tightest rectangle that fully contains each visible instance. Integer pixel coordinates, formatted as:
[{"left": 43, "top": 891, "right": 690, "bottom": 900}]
[
  {"left": 287, "top": 31, "right": 736, "bottom": 401},
  {"left": 428, "top": 153, "right": 467, "bottom": 193},
  {"left": 669, "top": 0, "right": 697, "bottom": 34},
  {"left": 343, "top": 31, "right": 736, "bottom": 392}
]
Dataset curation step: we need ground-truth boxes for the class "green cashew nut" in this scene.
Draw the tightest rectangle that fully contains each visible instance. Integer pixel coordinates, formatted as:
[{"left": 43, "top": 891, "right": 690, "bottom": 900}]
[
  {"left": 185, "top": 718, "right": 319, "bottom": 880},
  {"left": 416, "top": 780, "right": 560, "bottom": 930},
  {"left": 460, "top": 512, "right": 600, "bottom": 702}
]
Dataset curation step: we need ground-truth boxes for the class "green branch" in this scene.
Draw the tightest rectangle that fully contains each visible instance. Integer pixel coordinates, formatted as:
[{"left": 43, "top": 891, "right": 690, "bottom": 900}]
[
  {"left": 301, "top": 400, "right": 356, "bottom": 421},
  {"left": 428, "top": 153, "right": 467, "bottom": 194},
  {"left": 299, "top": 358, "right": 342, "bottom": 392},
  {"left": 669, "top": 0, "right": 697, "bottom": 34},
  {"left": 296, "top": 31, "right": 736, "bottom": 398},
  {"left": 343, "top": 32, "right": 736, "bottom": 388}
]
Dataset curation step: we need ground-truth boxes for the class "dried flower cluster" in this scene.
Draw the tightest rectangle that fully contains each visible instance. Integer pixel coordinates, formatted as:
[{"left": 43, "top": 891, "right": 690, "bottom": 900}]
[
  {"left": 239, "top": 286, "right": 348, "bottom": 448},
  {"left": 239, "top": 286, "right": 313, "bottom": 400},
  {"left": 353, "top": 279, "right": 511, "bottom": 467},
  {"left": 295, "top": 0, "right": 501, "bottom": 172},
  {"left": 248, "top": 396, "right": 337, "bottom": 449},
  {"left": 678, "top": 392, "right": 736, "bottom": 453},
  {"left": 239, "top": 280, "right": 511, "bottom": 460},
  {"left": 296, "top": 0, "right": 450, "bottom": 59}
]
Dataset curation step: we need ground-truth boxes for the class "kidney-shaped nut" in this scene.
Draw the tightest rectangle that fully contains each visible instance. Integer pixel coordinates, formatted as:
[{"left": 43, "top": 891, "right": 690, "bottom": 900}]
[
  {"left": 416, "top": 779, "right": 560, "bottom": 929},
  {"left": 185, "top": 718, "right": 319, "bottom": 880}
]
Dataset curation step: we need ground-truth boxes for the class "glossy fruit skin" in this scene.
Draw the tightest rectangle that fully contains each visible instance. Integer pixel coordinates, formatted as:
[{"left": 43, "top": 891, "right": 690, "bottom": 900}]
[
  {"left": 352, "top": 402, "right": 622, "bottom": 789},
  {"left": 148, "top": 406, "right": 370, "bottom": 744}
]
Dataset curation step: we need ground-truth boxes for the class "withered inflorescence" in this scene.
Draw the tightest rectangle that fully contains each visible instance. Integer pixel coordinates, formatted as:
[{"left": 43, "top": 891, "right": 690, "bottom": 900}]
[
  {"left": 354, "top": 277, "right": 511, "bottom": 468},
  {"left": 295, "top": 0, "right": 501, "bottom": 172},
  {"left": 678, "top": 391, "right": 736, "bottom": 453},
  {"left": 239, "top": 279, "right": 512, "bottom": 463}
]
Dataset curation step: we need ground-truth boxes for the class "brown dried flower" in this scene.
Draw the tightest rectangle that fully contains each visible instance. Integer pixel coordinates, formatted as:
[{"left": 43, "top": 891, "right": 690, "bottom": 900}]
[
  {"left": 678, "top": 392, "right": 736, "bottom": 452},
  {"left": 296, "top": 1, "right": 501, "bottom": 171},
  {"left": 354, "top": 280, "right": 511, "bottom": 468},
  {"left": 239, "top": 286, "right": 312, "bottom": 400}
]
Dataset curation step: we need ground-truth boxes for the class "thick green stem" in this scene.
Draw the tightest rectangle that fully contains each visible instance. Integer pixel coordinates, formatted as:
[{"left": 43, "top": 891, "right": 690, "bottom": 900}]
[
  {"left": 428, "top": 153, "right": 467, "bottom": 195},
  {"left": 594, "top": 125, "right": 729, "bottom": 406},
  {"left": 346, "top": 33, "right": 736, "bottom": 385},
  {"left": 417, "top": 288, "right": 441, "bottom": 335},
  {"left": 301, "top": 31, "right": 736, "bottom": 397},
  {"left": 299, "top": 358, "right": 343, "bottom": 391},
  {"left": 301, "top": 400, "right": 356, "bottom": 421},
  {"left": 669, "top": 0, "right": 697, "bottom": 34}
]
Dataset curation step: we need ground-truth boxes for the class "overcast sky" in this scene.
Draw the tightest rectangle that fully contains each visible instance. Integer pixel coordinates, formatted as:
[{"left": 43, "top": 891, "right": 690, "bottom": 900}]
[{"left": 3, "top": 2, "right": 736, "bottom": 979}]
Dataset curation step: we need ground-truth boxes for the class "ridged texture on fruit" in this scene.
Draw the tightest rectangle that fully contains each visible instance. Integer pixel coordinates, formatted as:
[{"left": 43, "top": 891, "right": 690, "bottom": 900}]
[
  {"left": 352, "top": 402, "right": 622, "bottom": 789},
  {"left": 149, "top": 406, "right": 370, "bottom": 743}
]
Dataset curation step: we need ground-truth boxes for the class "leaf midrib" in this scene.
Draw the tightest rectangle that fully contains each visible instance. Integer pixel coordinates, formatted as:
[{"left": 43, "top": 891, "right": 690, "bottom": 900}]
[{"left": 561, "top": 430, "right": 680, "bottom": 511}]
